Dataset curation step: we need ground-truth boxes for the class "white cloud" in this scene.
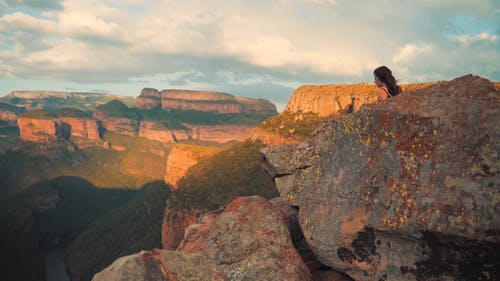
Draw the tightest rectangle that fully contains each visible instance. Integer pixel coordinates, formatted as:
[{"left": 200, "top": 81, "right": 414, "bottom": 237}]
[
  {"left": 0, "top": 0, "right": 498, "bottom": 105},
  {"left": 457, "top": 32, "right": 498, "bottom": 45},
  {"left": 392, "top": 44, "right": 433, "bottom": 64}
]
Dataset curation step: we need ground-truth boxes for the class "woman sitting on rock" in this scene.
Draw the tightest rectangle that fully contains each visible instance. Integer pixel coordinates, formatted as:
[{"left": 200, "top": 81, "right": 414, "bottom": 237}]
[{"left": 374, "top": 66, "right": 402, "bottom": 102}]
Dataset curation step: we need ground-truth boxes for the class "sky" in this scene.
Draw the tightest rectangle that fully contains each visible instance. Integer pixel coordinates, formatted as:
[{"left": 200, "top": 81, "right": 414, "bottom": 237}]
[{"left": 0, "top": 0, "right": 498, "bottom": 110}]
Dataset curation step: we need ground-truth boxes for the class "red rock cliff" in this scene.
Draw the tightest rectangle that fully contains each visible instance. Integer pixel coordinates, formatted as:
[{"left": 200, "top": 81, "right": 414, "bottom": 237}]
[
  {"left": 59, "top": 117, "right": 100, "bottom": 140},
  {"left": 18, "top": 113, "right": 60, "bottom": 143},
  {"left": 93, "top": 110, "right": 139, "bottom": 137},
  {"left": 136, "top": 88, "right": 277, "bottom": 115},
  {"left": 135, "top": 88, "right": 161, "bottom": 109},
  {"left": 164, "top": 144, "right": 222, "bottom": 189},
  {"left": 138, "top": 121, "right": 174, "bottom": 143}
]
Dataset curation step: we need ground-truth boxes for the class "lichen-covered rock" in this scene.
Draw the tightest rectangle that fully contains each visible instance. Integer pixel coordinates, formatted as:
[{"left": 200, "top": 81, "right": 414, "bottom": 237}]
[
  {"left": 177, "top": 212, "right": 219, "bottom": 255},
  {"left": 203, "top": 196, "right": 312, "bottom": 281},
  {"left": 92, "top": 249, "right": 227, "bottom": 281},
  {"left": 262, "top": 75, "right": 500, "bottom": 281}
]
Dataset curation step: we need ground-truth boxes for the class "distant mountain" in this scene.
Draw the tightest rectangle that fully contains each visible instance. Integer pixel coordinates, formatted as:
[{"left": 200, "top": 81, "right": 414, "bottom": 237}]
[{"left": 1, "top": 91, "right": 136, "bottom": 113}]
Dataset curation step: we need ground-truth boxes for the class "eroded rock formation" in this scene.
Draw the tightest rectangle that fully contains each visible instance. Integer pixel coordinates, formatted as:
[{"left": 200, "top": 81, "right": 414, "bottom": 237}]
[
  {"left": 18, "top": 114, "right": 59, "bottom": 143},
  {"left": 93, "top": 110, "right": 139, "bottom": 137},
  {"left": 262, "top": 75, "right": 500, "bottom": 281},
  {"left": 59, "top": 117, "right": 100, "bottom": 140}
]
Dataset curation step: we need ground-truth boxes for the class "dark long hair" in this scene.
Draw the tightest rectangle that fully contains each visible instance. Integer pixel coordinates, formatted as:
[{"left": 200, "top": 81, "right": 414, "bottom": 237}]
[{"left": 374, "top": 66, "right": 401, "bottom": 97}]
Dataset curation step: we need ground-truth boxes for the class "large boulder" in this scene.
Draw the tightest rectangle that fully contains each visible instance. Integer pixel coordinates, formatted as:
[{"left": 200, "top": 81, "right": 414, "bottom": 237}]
[
  {"left": 92, "top": 249, "right": 227, "bottom": 281},
  {"left": 178, "top": 196, "right": 312, "bottom": 281},
  {"left": 262, "top": 75, "right": 500, "bottom": 281}
]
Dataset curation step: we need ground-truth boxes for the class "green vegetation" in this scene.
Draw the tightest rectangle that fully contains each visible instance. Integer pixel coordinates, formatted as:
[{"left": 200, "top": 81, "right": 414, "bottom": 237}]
[
  {"left": 0, "top": 126, "right": 19, "bottom": 153},
  {"left": 20, "top": 109, "right": 56, "bottom": 119},
  {"left": 96, "top": 99, "right": 141, "bottom": 120},
  {"left": 67, "top": 181, "right": 170, "bottom": 281},
  {"left": 0, "top": 102, "right": 25, "bottom": 114},
  {"left": 170, "top": 140, "right": 279, "bottom": 210},
  {"left": 56, "top": 107, "right": 91, "bottom": 118},
  {"left": 258, "top": 110, "right": 324, "bottom": 138},
  {"left": 0, "top": 133, "right": 168, "bottom": 197}
]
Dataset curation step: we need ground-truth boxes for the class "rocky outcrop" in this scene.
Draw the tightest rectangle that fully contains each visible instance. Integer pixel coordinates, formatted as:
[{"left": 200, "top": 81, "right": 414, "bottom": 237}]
[
  {"left": 176, "top": 212, "right": 219, "bottom": 255},
  {"left": 178, "top": 196, "right": 312, "bottom": 281},
  {"left": 18, "top": 114, "right": 59, "bottom": 143},
  {"left": 93, "top": 110, "right": 139, "bottom": 137},
  {"left": 135, "top": 88, "right": 161, "bottom": 109},
  {"left": 164, "top": 144, "right": 222, "bottom": 189},
  {"left": 286, "top": 83, "right": 437, "bottom": 117},
  {"left": 138, "top": 121, "right": 174, "bottom": 143},
  {"left": 262, "top": 75, "right": 500, "bottom": 281},
  {"left": 161, "top": 89, "right": 242, "bottom": 114},
  {"left": 59, "top": 117, "right": 100, "bottom": 140},
  {"left": 92, "top": 249, "right": 227, "bottom": 281},
  {"left": 235, "top": 96, "right": 277, "bottom": 115},
  {"left": 183, "top": 124, "right": 254, "bottom": 143},
  {"left": 136, "top": 88, "right": 278, "bottom": 115}
]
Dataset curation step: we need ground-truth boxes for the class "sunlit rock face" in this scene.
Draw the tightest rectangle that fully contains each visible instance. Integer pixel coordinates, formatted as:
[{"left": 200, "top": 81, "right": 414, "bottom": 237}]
[
  {"left": 262, "top": 75, "right": 499, "bottom": 281},
  {"left": 286, "top": 83, "right": 437, "bottom": 117},
  {"left": 18, "top": 116, "right": 59, "bottom": 143},
  {"left": 59, "top": 117, "right": 100, "bottom": 140},
  {"left": 164, "top": 144, "right": 222, "bottom": 189},
  {"left": 93, "top": 110, "right": 139, "bottom": 137}
]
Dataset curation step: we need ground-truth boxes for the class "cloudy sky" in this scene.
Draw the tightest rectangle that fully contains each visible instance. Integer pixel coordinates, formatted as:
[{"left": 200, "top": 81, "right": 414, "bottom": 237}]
[{"left": 0, "top": 0, "right": 498, "bottom": 110}]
